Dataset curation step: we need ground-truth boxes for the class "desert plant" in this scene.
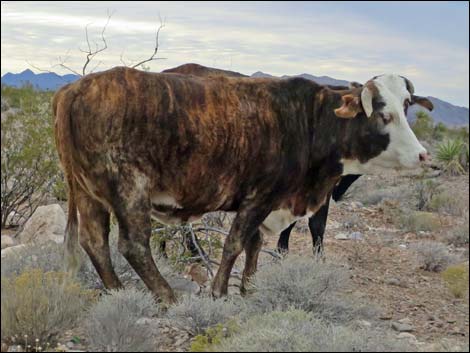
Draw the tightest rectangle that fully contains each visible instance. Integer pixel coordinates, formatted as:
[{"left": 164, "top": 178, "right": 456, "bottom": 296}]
[
  {"left": 412, "top": 241, "right": 455, "bottom": 272},
  {"left": 400, "top": 211, "right": 442, "bottom": 232},
  {"left": 85, "top": 288, "right": 160, "bottom": 352},
  {"left": 1, "top": 86, "right": 62, "bottom": 228},
  {"left": 210, "top": 310, "right": 409, "bottom": 352},
  {"left": 442, "top": 264, "right": 469, "bottom": 299},
  {"left": 436, "top": 139, "right": 466, "bottom": 175},
  {"left": 415, "top": 180, "right": 438, "bottom": 211},
  {"left": 1, "top": 269, "right": 95, "bottom": 342},
  {"left": 411, "top": 111, "right": 434, "bottom": 141},
  {"left": 245, "top": 256, "right": 375, "bottom": 324},
  {"left": 446, "top": 214, "right": 469, "bottom": 247},
  {"left": 166, "top": 295, "right": 242, "bottom": 335}
]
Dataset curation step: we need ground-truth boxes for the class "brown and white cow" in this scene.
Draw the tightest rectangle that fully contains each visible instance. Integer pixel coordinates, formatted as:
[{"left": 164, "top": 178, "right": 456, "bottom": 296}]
[{"left": 53, "top": 66, "right": 432, "bottom": 302}]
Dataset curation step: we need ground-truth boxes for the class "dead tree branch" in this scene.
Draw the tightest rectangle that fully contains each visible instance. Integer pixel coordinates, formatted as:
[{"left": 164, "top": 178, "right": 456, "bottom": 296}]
[{"left": 131, "top": 16, "right": 166, "bottom": 69}]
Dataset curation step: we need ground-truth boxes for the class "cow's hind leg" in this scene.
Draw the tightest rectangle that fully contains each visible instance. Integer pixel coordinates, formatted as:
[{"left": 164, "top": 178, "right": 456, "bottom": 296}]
[
  {"left": 240, "top": 229, "right": 263, "bottom": 295},
  {"left": 115, "top": 198, "right": 176, "bottom": 304},
  {"left": 76, "top": 188, "right": 122, "bottom": 289}
]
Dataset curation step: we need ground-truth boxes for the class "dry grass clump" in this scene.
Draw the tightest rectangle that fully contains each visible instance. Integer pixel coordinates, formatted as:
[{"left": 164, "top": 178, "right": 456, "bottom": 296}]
[{"left": 1, "top": 269, "right": 94, "bottom": 343}]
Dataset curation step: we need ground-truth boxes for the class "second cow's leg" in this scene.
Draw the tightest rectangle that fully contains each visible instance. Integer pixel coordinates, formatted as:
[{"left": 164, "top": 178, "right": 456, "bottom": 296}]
[
  {"left": 240, "top": 229, "right": 263, "bottom": 295},
  {"left": 212, "top": 202, "right": 272, "bottom": 298},
  {"left": 308, "top": 196, "right": 331, "bottom": 257}
]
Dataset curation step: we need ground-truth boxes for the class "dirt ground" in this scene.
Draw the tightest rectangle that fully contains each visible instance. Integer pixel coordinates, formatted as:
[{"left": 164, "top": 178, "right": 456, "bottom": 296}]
[{"left": 255, "top": 171, "right": 469, "bottom": 348}]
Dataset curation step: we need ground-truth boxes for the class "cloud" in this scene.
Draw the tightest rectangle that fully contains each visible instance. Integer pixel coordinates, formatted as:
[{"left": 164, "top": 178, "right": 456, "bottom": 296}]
[{"left": 1, "top": 1, "right": 468, "bottom": 106}]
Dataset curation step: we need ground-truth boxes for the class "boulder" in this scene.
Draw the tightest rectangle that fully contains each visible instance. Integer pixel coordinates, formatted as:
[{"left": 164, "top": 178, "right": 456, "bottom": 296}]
[
  {"left": 18, "top": 204, "right": 66, "bottom": 244},
  {"left": 1, "top": 244, "right": 26, "bottom": 259},
  {"left": 1, "top": 235, "right": 16, "bottom": 249}
]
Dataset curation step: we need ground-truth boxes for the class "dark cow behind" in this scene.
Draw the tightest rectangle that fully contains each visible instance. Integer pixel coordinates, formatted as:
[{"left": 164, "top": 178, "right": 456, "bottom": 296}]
[
  {"left": 164, "top": 63, "right": 361, "bottom": 255},
  {"left": 54, "top": 66, "right": 432, "bottom": 302}
]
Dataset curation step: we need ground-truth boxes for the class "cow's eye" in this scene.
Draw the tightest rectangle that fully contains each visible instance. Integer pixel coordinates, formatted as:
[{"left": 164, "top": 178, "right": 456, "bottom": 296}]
[{"left": 382, "top": 113, "right": 393, "bottom": 123}]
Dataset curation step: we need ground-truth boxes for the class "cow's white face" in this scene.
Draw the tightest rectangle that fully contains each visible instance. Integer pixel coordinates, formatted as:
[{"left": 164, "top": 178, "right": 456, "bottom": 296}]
[{"left": 338, "top": 74, "right": 432, "bottom": 175}]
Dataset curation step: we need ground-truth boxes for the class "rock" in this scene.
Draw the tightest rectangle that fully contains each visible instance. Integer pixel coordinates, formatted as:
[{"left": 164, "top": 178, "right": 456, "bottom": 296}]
[
  {"left": 1, "top": 244, "right": 26, "bottom": 258},
  {"left": 335, "top": 233, "right": 350, "bottom": 240},
  {"left": 399, "top": 244, "right": 407, "bottom": 249},
  {"left": 398, "top": 317, "right": 413, "bottom": 325},
  {"left": 66, "top": 342, "right": 75, "bottom": 349},
  {"left": 392, "top": 322, "right": 415, "bottom": 332},
  {"left": 349, "top": 232, "right": 363, "bottom": 240},
  {"left": 385, "top": 278, "right": 400, "bottom": 286},
  {"left": 397, "top": 332, "right": 417, "bottom": 342},
  {"left": 18, "top": 204, "right": 66, "bottom": 244},
  {"left": 168, "top": 277, "right": 200, "bottom": 296},
  {"left": 357, "top": 320, "right": 372, "bottom": 328},
  {"left": 350, "top": 201, "right": 364, "bottom": 209},
  {"left": 1, "top": 235, "right": 16, "bottom": 249}
]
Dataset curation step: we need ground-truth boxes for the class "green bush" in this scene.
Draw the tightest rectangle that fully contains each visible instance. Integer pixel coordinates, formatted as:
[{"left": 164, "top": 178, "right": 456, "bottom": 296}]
[
  {"left": 411, "top": 111, "right": 434, "bottom": 141},
  {"left": 1, "top": 86, "right": 63, "bottom": 228},
  {"left": 1, "top": 269, "right": 95, "bottom": 343},
  {"left": 436, "top": 139, "right": 467, "bottom": 175},
  {"left": 442, "top": 264, "right": 469, "bottom": 299}
]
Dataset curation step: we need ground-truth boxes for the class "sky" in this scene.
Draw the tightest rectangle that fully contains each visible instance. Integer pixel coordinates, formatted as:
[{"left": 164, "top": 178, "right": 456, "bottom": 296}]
[{"left": 1, "top": 1, "right": 469, "bottom": 106}]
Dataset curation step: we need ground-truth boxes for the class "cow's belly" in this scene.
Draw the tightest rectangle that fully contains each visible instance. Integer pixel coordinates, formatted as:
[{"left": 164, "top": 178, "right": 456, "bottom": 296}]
[{"left": 151, "top": 206, "right": 308, "bottom": 237}]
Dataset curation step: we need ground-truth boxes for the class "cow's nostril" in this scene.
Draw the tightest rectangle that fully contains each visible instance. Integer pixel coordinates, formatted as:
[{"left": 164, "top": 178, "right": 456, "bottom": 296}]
[{"left": 419, "top": 152, "right": 428, "bottom": 162}]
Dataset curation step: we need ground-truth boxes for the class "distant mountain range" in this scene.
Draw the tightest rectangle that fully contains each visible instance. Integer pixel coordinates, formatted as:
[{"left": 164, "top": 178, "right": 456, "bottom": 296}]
[
  {"left": 2, "top": 68, "right": 468, "bottom": 127},
  {"left": 1, "top": 69, "right": 79, "bottom": 91}
]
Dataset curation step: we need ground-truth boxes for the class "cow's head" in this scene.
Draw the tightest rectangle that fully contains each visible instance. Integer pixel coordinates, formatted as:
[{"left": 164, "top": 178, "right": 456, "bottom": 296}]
[{"left": 334, "top": 74, "right": 433, "bottom": 174}]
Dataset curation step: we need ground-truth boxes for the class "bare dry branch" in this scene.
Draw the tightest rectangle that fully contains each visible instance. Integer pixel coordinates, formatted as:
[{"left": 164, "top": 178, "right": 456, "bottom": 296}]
[{"left": 131, "top": 16, "right": 166, "bottom": 69}]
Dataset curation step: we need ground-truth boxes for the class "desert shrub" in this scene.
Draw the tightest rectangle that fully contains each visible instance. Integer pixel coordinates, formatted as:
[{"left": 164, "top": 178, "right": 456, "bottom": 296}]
[
  {"left": 245, "top": 256, "right": 376, "bottom": 324},
  {"left": 0, "top": 241, "right": 63, "bottom": 278},
  {"left": 441, "top": 264, "right": 469, "bottom": 299},
  {"left": 210, "top": 310, "right": 409, "bottom": 352},
  {"left": 247, "top": 257, "right": 347, "bottom": 313},
  {"left": 415, "top": 180, "right": 438, "bottom": 211},
  {"left": 436, "top": 139, "right": 467, "bottom": 175},
  {"left": 433, "top": 122, "right": 448, "bottom": 141},
  {"left": 428, "top": 190, "right": 467, "bottom": 217},
  {"left": 190, "top": 322, "right": 239, "bottom": 352},
  {"left": 85, "top": 288, "right": 160, "bottom": 352},
  {"left": 400, "top": 211, "right": 442, "bottom": 232},
  {"left": 166, "top": 295, "right": 242, "bottom": 335},
  {"left": 1, "top": 269, "right": 95, "bottom": 342},
  {"left": 1, "top": 86, "right": 62, "bottom": 228},
  {"left": 412, "top": 241, "right": 455, "bottom": 272},
  {"left": 411, "top": 111, "right": 434, "bottom": 141},
  {"left": 446, "top": 215, "right": 469, "bottom": 247}
]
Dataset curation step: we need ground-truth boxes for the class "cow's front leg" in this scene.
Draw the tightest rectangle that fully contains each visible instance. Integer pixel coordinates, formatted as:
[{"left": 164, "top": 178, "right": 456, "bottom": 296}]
[{"left": 212, "top": 202, "right": 272, "bottom": 298}]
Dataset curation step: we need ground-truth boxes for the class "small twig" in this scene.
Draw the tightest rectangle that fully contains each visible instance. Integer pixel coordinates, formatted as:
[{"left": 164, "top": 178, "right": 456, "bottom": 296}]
[{"left": 188, "top": 224, "right": 214, "bottom": 279}]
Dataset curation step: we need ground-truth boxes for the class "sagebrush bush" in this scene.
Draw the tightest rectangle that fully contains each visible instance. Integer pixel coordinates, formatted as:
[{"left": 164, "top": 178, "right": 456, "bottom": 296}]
[
  {"left": 211, "top": 310, "right": 409, "bottom": 352},
  {"left": 85, "top": 288, "right": 160, "bottom": 352},
  {"left": 412, "top": 241, "right": 455, "bottom": 272},
  {"left": 245, "top": 256, "right": 376, "bottom": 324},
  {"left": 1, "top": 269, "right": 94, "bottom": 342},
  {"left": 446, "top": 215, "right": 469, "bottom": 247},
  {"left": 166, "top": 295, "right": 242, "bottom": 335}
]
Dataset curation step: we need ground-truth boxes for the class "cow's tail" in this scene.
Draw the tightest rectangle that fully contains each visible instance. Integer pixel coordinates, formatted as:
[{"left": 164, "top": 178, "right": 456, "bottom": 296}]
[{"left": 52, "top": 85, "right": 81, "bottom": 277}]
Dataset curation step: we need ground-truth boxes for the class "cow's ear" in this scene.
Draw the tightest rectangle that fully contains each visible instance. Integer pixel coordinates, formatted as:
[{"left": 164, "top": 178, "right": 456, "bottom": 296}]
[
  {"left": 360, "top": 84, "right": 375, "bottom": 118},
  {"left": 411, "top": 95, "right": 434, "bottom": 111},
  {"left": 334, "top": 94, "right": 363, "bottom": 119}
]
